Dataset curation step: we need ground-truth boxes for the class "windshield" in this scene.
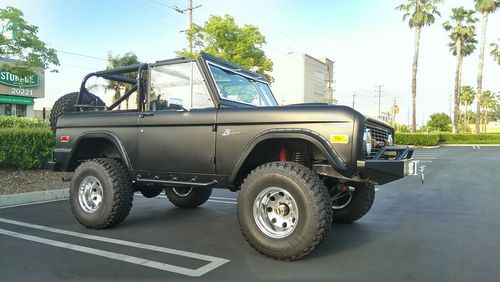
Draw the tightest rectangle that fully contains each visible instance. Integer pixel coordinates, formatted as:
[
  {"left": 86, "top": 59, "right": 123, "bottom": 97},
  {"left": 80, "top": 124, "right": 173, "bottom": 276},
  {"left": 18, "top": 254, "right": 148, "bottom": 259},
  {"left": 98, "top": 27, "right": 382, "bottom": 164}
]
[{"left": 207, "top": 63, "right": 278, "bottom": 107}]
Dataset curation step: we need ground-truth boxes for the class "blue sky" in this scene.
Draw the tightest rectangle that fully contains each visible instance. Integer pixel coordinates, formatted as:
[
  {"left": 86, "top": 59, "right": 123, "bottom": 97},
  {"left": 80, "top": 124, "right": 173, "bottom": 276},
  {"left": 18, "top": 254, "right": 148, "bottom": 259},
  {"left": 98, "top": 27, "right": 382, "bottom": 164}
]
[{"left": 2, "top": 0, "right": 499, "bottom": 126}]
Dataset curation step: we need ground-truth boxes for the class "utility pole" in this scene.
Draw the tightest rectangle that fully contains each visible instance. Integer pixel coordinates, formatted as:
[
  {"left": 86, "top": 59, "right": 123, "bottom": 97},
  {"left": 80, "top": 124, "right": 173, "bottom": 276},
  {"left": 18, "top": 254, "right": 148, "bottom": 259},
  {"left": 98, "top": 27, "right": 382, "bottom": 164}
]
[
  {"left": 352, "top": 93, "right": 356, "bottom": 109},
  {"left": 172, "top": 0, "right": 201, "bottom": 53},
  {"left": 392, "top": 97, "right": 397, "bottom": 122},
  {"left": 375, "top": 85, "right": 384, "bottom": 119}
]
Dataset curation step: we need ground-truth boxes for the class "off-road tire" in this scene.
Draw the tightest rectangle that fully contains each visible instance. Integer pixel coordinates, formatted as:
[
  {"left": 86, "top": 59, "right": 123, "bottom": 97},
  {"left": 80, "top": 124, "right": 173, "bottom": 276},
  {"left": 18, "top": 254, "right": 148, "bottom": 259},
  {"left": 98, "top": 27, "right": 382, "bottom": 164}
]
[
  {"left": 332, "top": 182, "right": 375, "bottom": 224},
  {"left": 50, "top": 92, "right": 105, "bottom": 132},
  {"left": 139, "top": 185, "right": 164, "bottom": 198},
  {"left": 70, "top": 158, "right": 133, "bottom": 229},
  {"left": 237, "top": 162, "right": 333, "bottom": 261},
  {"left": 164, "top": 187, "right": 212, "bottom": 208}
]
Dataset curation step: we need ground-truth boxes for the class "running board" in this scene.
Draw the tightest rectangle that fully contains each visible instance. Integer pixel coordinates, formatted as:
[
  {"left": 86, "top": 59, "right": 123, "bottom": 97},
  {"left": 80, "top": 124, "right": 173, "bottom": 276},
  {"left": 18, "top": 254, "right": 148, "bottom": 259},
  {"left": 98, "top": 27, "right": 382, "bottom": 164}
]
[{"left": 137, "top": 178, "right": 218, "bottom": 187}]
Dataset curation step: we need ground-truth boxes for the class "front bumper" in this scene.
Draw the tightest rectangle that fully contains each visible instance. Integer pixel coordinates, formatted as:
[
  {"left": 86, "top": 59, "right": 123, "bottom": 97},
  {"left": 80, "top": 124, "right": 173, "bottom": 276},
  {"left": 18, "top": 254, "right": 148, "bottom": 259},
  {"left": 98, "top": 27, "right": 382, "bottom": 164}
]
[{"left": 361, "top": 146, "right": 417, "bottom": 185}]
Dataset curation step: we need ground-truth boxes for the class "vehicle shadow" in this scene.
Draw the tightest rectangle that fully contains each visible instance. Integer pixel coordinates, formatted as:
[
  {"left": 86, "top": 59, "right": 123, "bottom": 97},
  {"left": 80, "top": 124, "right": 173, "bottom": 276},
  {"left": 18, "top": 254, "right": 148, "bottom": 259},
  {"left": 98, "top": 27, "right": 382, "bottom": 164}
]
[{"left": 308, "top": 222, "right": 381, "bottom": 259}]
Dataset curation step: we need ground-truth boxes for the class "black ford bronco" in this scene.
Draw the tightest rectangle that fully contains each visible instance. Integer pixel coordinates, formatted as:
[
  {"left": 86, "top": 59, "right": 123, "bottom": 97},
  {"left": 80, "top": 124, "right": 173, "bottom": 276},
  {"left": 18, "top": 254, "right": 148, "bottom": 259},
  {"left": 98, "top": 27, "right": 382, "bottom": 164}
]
[{"left": 50, "top": 52, "right": 417, "bottom": 260}]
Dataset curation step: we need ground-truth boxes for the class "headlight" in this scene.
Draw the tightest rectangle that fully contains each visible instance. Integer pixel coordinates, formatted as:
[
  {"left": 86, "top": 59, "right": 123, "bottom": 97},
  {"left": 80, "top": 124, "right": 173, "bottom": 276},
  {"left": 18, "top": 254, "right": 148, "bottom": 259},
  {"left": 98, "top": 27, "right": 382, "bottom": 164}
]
[
  {"left": 363, "top": 129, "right": 372, "bottom": 155},
  {"left": 386, "top": 134, "right": 394, "bottom": 146}
]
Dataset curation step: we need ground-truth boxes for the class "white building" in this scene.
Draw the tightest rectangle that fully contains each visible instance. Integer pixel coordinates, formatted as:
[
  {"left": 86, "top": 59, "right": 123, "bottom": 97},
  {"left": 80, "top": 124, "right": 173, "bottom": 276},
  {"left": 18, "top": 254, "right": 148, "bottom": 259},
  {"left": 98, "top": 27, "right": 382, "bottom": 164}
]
[{"left": 271, "top": 53, "right": 335, "bottom": 105}]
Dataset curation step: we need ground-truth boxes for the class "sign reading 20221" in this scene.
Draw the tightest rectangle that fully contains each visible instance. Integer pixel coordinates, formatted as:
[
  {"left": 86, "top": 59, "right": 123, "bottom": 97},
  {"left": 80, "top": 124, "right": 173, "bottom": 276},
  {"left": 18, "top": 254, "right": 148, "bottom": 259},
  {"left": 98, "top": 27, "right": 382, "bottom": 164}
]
[{"left": 0, "top": 71, "right": 40, "bottom": 88}]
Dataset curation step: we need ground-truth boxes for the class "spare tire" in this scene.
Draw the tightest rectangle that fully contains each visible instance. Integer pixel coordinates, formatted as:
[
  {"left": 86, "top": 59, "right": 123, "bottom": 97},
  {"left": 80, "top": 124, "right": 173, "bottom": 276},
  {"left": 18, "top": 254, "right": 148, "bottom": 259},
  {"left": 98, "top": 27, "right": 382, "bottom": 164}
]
[{"left": 50, "top": 92, "right": 105, "bottom": 132}]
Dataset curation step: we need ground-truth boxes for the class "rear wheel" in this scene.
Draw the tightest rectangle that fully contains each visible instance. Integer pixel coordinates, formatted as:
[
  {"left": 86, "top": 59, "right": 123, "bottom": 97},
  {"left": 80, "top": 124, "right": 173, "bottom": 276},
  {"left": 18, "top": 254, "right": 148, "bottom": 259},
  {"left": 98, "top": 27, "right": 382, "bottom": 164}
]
[
  {"left": 237, "top": 162, "right": 332, "bottom": 261},
  {"left": 331, "top": 182, "right": 375, "bottom": 223},
  {"left": 70, "top": 158, "right": 133, "bottom": 229},
  {"left": 50, "top": 92, "right": 105, "bottom": 132},
  {"left": 164, "top": 187, "right": 212, "bottom": 208},
  {"left": 137, "top": 184, "right": 164, "bottom": 198}
]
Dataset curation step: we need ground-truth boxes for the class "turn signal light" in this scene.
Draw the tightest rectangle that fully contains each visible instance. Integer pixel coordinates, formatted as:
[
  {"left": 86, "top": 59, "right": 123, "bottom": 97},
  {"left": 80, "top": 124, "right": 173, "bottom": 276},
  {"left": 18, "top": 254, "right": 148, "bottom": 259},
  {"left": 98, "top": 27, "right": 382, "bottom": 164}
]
[{"left": 60, "top": 135, "right": 70, "bottom": 143}]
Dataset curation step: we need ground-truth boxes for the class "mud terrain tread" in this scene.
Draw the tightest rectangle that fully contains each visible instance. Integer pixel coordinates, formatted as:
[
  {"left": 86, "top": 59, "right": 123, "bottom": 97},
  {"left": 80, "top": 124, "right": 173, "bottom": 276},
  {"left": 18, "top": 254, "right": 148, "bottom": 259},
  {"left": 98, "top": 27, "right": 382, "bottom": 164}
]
[
  {"left": 238, "top": 161, "right": 332, "bottom": 261},
  {"left": 70, "top": 158, "right": 133, "bottom": 229}
]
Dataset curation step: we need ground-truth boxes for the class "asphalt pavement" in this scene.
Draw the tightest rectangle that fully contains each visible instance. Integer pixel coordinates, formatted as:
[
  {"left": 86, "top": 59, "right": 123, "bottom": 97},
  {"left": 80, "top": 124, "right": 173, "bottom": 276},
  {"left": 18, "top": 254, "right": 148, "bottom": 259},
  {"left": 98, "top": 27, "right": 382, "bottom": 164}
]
[{"left": 0, "top": 147, "right": 499, "bottom": 281}]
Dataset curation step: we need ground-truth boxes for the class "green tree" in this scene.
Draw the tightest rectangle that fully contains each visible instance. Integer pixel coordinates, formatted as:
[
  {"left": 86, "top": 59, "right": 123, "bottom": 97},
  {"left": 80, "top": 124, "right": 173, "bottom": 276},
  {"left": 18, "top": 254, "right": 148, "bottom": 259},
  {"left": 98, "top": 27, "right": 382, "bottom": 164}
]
[
  {"left": 427, "top": 112, "right": 452, "bottom": 132},
  {"left": 105, "top": 52, "right": 139, "bottom": 110},
  {"left": 491, "top": 40, "right": 500, "bottom": 64},
  {"left": 397, "top": 0, "right": 442, "bottom": 132},
  {"left": 0, "top": 6, "right": 59, "bottom": 77},
  {"left": 479, "top": 90, "right": 498, "bottom": 132},
  {"left": 443, "top": 7, "right": 478, "bottom": 133},
  {"left": 391, "top": 104, "right": 400, "bottom": 122},
  {"left": 474, "top": 0, "right": 499, "bottom": 134},
  {"left": 459, "top": 85, "right": 475, "bottom": 131},
  {"left": 488, "top": 91, "right": 500, "bottom": 121},
  {"left": 176, "top": 15, "right": 273, "bottom": 82}
]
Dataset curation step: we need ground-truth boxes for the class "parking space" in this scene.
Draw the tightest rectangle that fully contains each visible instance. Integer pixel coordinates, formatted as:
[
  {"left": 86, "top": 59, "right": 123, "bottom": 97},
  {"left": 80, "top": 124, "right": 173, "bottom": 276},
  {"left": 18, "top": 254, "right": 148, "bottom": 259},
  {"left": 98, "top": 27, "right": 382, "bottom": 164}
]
[{"left": 1, "top": 147, "right": 500, "bottom": 281}]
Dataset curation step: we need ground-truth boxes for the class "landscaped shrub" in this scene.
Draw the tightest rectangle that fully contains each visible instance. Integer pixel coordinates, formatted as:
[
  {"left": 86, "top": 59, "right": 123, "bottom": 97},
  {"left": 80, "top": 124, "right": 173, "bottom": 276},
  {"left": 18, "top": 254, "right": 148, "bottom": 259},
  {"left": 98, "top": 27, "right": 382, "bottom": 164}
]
[
  {"left": 0, "top": 128, "right": 54, "bottom": 169},
  {"left": 395, "top": 133, "right": 440, "bottom": 146},
  {"left": 395, "top": 132, "right": 500, "bottom": 145},
  {"left": 439, "top": 133, "right": 500, "bottom": 144},
  {"left": 0, "top": 115, "right": 49, "bottom": 128}
]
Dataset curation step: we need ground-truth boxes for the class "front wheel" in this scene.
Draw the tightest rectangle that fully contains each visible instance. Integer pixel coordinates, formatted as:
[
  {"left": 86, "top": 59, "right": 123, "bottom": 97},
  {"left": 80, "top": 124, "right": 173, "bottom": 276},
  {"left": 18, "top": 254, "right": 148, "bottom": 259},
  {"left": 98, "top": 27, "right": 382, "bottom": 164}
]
[
  {"left": 237, "top": 162, "right": 332, "bottom": 261},
  {"left": 331, "top": 182, "right": 375, "bottom": 223},
  {"left": 69, "top": 158, "right": 134, "bottom": 229}
]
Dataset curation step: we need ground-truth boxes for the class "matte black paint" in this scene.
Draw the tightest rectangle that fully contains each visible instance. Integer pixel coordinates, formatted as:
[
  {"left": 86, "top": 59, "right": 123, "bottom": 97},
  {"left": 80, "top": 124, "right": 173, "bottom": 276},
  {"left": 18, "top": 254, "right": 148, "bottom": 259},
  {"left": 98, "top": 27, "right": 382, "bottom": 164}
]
[{"left": 53, "top": 53, "right": 409, "bottom": 188}]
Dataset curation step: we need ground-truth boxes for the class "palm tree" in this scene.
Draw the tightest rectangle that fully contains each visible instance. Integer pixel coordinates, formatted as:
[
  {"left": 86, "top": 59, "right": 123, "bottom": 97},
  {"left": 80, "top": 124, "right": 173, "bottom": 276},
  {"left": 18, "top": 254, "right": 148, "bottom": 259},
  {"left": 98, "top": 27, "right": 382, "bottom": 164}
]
[
  {"left": 474, "top": 1, "right": 499, "bottom": 134},
  {"left": 459, "top": 85, "right": 475, "bottom": 131},
  {"left": 491, "top": 40, "right": 500, "bottom": 64},
  {"left": 443, "top": 7, "right": 478, "bottom": 133},
  {"left": 479, "top": 90, "right": 498, "bottom": 132},
  {"left": 397, "top": 0, "right": 442, "bottom": 132},
  {"left": 106, "top": 52, "right": 140, "bottom": 110}
]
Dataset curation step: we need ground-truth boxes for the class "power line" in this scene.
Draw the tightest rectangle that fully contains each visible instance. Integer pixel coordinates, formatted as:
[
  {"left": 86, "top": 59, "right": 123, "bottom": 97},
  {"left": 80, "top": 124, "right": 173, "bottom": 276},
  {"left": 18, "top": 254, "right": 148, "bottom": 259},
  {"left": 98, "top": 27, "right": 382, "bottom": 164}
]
[
  {"left": 227, "top": 1, "right": 324, "bottom": 59},
  {"left": 98, "top": 0, "right": 172, "bottom": 27},
  {"left": 56, "top": 50, "right": 108, "bottom": 61}
]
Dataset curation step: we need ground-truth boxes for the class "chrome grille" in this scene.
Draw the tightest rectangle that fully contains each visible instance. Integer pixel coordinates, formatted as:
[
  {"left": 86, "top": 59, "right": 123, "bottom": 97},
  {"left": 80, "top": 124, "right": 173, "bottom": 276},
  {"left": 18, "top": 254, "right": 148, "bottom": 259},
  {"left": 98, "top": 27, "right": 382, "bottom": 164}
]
[{"left": 365, "top": 124, "right": 390, "bottom": 159}]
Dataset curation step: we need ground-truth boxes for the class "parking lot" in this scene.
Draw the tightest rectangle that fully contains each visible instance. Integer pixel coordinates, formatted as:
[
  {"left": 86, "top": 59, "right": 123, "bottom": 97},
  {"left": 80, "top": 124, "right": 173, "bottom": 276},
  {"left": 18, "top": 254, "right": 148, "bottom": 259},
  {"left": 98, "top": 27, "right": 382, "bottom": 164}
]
[{"left": 1, "top": 147, "right": 499, "bottom": 281}]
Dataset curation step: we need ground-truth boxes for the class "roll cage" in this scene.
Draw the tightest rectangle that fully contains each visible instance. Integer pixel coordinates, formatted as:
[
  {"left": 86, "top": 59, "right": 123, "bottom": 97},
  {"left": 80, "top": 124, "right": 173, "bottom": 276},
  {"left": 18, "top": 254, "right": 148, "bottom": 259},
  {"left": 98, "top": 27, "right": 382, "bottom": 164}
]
[{"left": 75, "top": 52, "right": 274, "bottom": 111}]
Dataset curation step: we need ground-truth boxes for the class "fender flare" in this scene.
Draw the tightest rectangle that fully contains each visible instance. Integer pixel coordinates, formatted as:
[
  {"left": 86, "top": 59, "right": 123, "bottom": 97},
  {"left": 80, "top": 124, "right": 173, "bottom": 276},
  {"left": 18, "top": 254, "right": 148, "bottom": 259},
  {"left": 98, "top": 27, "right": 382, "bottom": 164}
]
[
  {"left": 229, "top": 129, "right": 348, "bottom": 182},
  {"left": 69, "top": 131, "right": 132, "bottom": 170}
]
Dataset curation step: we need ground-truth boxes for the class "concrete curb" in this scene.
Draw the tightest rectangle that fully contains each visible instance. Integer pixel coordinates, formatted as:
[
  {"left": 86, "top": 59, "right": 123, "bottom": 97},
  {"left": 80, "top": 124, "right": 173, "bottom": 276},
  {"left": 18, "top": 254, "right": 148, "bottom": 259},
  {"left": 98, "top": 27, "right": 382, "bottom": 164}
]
[
  {"left": 0, "top": 188, "right": 69, "bottom": 207},
  {"left": 442, "top": 144, "right": 500, "bottom": 147}
]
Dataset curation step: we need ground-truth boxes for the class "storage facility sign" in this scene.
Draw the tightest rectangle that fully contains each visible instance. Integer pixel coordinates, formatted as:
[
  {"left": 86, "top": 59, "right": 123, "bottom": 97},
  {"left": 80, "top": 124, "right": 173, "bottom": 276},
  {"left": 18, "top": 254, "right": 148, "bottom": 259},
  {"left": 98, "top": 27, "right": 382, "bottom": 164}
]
[
  {"left": 0, "top": 68, "right": 45, "bottom": 99},
  {"left": 0, "top": 71, "right": 40, "bottom": 87}
]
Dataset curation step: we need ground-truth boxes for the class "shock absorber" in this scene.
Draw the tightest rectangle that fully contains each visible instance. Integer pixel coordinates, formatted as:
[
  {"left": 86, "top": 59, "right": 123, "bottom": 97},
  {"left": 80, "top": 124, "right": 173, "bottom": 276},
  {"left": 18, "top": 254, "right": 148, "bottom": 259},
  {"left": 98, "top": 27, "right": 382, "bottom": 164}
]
[{"left": 290, "top": 151, "right": 310, "bottom": 167}]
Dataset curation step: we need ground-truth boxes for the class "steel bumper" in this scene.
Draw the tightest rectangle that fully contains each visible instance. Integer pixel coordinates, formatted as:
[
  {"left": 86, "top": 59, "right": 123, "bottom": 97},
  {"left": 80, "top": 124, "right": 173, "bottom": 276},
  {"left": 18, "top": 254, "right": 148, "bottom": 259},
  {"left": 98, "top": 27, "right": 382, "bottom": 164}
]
[{"left": 360, "top": 146, "right": 418, "bottom": 185}]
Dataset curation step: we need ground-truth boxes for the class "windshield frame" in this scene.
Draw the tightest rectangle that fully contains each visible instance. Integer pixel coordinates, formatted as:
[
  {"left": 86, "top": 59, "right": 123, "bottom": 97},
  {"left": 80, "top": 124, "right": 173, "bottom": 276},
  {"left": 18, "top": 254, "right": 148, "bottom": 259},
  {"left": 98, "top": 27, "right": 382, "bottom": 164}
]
[{"left": 204, "top": 61, "right": 278, "bottom": 107}]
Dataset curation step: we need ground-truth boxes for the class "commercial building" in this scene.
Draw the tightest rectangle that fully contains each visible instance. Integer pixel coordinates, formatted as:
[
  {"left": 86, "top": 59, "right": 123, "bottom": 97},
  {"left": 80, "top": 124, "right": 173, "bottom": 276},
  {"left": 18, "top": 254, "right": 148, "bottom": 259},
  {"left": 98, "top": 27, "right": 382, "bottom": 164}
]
[
  {"left": 271, "top": 52, "right": 335, "bottom": 105},
  {"left": 0, "top": 57, "right": 45, "bottom": 118}
]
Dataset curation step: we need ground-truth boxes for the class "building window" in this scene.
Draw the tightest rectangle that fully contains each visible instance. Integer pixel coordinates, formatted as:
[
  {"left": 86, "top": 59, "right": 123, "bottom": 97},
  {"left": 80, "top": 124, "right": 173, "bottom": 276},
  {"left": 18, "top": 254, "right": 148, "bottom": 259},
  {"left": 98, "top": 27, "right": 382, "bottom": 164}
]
[
  {"left": 16, "top": 104, "right": 26, "bottom": 116},
  {"left": 313, "top": 71, "right": 325, "bottom": 82},
  {"left": 0, "top": 104, "right": 27, "bottom": 117}
]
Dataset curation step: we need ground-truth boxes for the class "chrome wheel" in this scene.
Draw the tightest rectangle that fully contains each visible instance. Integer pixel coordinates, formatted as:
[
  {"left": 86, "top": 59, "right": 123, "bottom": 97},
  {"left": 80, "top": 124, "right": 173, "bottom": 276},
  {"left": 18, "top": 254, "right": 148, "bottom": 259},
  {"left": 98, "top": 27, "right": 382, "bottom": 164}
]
[
  {"left": 78, "top": 176, "right": 103, "bottom": 213},
  {"left": 172, "top": 187, "right": 193, "bottom": 197},
  {"left": 253, "top": 187, "right": 299, "bottom": 239}
]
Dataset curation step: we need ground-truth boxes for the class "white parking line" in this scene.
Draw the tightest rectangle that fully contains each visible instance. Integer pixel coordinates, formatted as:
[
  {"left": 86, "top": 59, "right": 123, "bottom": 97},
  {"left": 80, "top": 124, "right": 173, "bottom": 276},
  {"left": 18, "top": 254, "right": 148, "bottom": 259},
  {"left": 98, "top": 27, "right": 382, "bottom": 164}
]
[
  {"left": 210, "top": 196, "right": 237, "bottom": 201},
  {"left": 208, "top": 199, "right": 237, "bottom": 205},
  {"left": 0, "top": 228, "right": 207, "bottom": 276},
  {"left": 0, "top": 217, "right": 229, "bottom": 277}
]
